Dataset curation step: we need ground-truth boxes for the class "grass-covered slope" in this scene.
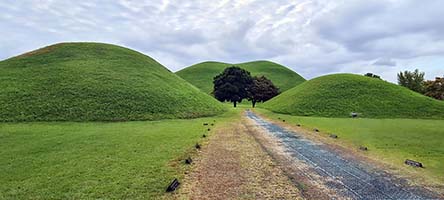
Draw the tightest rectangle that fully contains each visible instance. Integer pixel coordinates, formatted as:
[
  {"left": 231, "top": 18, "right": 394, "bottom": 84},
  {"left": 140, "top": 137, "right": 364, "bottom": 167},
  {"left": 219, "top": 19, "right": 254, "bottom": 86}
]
[
  {"left": 0, "top": 42, "right": 225, "bottom": 122},
  {"left": 176, "top": 61, "right": 305, "bottom": 94},
  {"left": 255, "top": 109, "right": 444, "bottom": 185},
  {"left": 263, "top": 73, "right": 444, "bottom": 118},
  {"left": 0, "top": 107, "right": 240, "bottom": 199}
]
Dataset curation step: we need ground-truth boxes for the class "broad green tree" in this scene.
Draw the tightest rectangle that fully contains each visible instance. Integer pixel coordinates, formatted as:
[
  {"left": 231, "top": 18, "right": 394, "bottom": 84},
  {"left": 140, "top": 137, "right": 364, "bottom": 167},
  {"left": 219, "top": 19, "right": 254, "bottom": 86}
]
[
  {"left": 397, "top": 69, "right": 425, "bottom": 93},
  {"left": 248, "top": 76, "right": 280, "bottom": 107},
  {"left": 213, "top": 66, "right": 253, "bottom": 107}
]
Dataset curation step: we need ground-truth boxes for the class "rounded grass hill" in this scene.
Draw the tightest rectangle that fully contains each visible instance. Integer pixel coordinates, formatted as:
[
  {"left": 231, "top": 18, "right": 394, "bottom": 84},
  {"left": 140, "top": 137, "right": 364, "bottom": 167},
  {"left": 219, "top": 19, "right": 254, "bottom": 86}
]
[
  {"left": 263, "top": 74, "right": 444, "bottom": 119},
  {"left": 0, "top": 42, "right": 226, "bottom": 122},
  {"left": 176, "top": 61, "right": 305, "bottom": 94}
]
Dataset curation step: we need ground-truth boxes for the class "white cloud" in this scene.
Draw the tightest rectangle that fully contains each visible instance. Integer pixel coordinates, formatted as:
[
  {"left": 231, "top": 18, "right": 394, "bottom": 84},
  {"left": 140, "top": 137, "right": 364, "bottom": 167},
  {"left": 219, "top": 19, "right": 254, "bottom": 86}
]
[
  {"left": 373, "top": 58, "right": 396, "bottom": 66},
  {"left": 0, "top": 0, "right": 443, "bottom": 83}
]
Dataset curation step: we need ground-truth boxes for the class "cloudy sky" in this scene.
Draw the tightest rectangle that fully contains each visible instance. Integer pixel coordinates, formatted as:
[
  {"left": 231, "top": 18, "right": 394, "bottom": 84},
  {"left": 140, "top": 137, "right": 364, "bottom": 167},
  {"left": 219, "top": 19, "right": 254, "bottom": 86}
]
[{"left": 1, "top": 0, "right": 443, "bottom": 82}]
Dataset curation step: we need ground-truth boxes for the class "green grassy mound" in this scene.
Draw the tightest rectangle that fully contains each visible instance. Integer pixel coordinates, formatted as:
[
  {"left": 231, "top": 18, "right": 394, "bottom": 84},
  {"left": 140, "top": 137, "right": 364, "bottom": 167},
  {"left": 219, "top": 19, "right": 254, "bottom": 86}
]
[
  {"left": 0, "top": 42, "right": 225, "bottom": 122},
  {"left": 176, "top": 60, "right": 305, "bottom": 94},
  {"left": 263, "top": 73, "right": 444, "bottom": 118}
]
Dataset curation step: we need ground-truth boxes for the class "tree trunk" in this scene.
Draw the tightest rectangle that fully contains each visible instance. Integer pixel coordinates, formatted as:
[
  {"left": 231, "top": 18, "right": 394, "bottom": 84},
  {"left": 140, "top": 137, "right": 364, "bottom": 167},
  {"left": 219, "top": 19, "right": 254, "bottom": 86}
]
[
  {"left": 233, "top": 101, "right": 237, "bottom": 107},
  {"left": 252, "top": 100, "right": 256, "bottom": 108}
]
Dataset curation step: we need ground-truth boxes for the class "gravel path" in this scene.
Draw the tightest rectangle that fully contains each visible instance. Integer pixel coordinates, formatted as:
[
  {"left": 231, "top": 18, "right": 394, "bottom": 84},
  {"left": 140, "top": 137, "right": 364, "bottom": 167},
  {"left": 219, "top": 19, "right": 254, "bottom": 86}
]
[
  {"left": 246, "top": 111, "right": 436, "bottom": 200},
  {"left": 174, "top": 120, "right": 301, "bottom": 199}
]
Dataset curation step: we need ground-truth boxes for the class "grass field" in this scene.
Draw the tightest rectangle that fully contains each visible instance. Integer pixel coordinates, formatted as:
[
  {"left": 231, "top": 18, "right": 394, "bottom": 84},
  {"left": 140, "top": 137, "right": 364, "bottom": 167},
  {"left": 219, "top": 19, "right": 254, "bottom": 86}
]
[
  {"left": 176, "top": 60, "right": 305, "bottom": 94},
  {"left": 0, "top": 107, "right": 241, "bottom": 199},
  {"left": 255, "top": 108, "right": 444, "bottom": 184},
  {"left": 263, "top": 73, "right": 444, "bottom": 119},
  {"left": 0, "top": 42, "right": 225, "bottom": 122}
]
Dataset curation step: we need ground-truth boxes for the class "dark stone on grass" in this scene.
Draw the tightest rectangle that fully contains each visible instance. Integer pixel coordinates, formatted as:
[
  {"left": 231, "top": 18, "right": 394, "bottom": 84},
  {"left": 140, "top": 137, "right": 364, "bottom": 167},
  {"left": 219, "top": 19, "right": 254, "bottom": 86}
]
[
  {"left": 282, "top": 119, "right": 286, "bottom": 122},
  {"left": 207, "top": 128, "right": 211, "bottom": 131},
  {"left": 296, "top": 124, "right": 301, "bottom": 127},
  {"left": 166, "top": 178, "right": 180, "bottom": 192},
  {"left": 185, "top": 157, "right": 193, "bottom": 164},
  {"left": 351, "top": 112, "right": 358, "bottom": 118},
  {"left": 314, "top": 128, "right": 319, "bottom": 132},
  {"left": 359, "top": 146, "right": 368, "bottom": 151},
  {"left": 203, "top": 123, "right": 208, "bottom": 126},
  {"left": 330, "top": 134, "right": 338, "bottom": 139},
  {"left": 202, "top": 134, "right": 206, "bottom": 138},
  {"left": 211, "top": 123, "right": 214, "bottom": 126},
  {"left": 405, "top": 159, "right": 423, "bottom": 168},
  {"left": 195, "top": 143, "right": 201, "bottom": 149}
]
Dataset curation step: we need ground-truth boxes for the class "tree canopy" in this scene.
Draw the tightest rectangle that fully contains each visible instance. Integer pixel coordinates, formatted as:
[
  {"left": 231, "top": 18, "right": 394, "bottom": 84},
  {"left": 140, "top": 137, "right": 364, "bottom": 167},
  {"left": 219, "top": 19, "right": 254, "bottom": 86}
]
[
  {"left": 248, "top": 76, "right": 280, "bottom": 107},
  {"left": 213, "top": 66, "right": 253, "bottom": 107},
  {"left": 397, "top": 69, "right": 425, "bottom": 93},
  {"left": 364, "top": 73, "right": 381, "bottom": 79}
]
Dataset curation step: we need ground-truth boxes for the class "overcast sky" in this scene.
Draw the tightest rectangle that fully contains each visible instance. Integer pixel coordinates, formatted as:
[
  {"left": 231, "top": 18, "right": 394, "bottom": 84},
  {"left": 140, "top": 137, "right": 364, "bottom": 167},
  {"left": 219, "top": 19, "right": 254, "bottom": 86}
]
[{"left": 1, "top": 0, "right": 443, "bottom": 82}]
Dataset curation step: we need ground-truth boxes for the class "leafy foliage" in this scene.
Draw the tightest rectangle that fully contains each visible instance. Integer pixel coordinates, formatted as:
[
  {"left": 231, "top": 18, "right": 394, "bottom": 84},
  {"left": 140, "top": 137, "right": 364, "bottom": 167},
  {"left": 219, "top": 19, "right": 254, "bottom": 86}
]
[
  {"left": 424, "top": 77, "right": 444, "bottom": 100},
  {"left": 263, "top": 74, "right": 444, "bottom": 118},
  {"left": 0, "top": 43, "right": 225, "bottom": 122},
  {"left": 176, "top": 60, "right": 305, "bottom": 94},
  {"left": 364, "top": 72, "right": 381, "bottom": 79},
  {"left": 213, "top": 66, "right": 253, "bottom": 107},
  {"left": 397, "top": 69, "right": 425, "bottom": 93},
  {"left": 248, "top": 76, "right": 280, "bottom": 107}
]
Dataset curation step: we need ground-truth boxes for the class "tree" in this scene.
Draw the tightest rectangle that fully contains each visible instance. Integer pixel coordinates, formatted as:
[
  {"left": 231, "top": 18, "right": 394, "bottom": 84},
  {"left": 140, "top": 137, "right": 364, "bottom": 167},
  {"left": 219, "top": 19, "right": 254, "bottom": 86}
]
[
  {"left": 248, "top": 76, "right": 280, "bottom": 108},
  {"left": 424, "top": 77, "right": 444, "bottom": 100},
  {"left": 364, "top": 73, "right": 381, "bottom": 79},
  {"left": 213, "top": 66, "right": 253, "bottom": 107},
  {"left": 397, "top": 69, "right": 425, "bottom": 93}
]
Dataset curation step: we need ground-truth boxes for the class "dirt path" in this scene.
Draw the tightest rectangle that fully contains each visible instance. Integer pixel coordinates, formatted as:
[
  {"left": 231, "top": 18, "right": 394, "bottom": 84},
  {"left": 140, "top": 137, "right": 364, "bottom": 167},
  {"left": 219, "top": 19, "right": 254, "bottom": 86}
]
[
  {"left": 245, "top": 110, "right": 438, "bottom": 199},
  {"left": 175, "top": 120, "right": 301, "bottom": 199}
]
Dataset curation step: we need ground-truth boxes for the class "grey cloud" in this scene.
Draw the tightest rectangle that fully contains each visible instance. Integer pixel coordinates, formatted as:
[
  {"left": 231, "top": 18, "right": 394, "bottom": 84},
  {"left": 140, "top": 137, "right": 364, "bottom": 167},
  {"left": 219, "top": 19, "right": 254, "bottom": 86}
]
[
  {"left": 373, "top": 58, "right": 396, "bottom": 66},
  {"left": 313, "top": 1, "right": 444, "bottom": 58},
  {"left": 0, "top": 0, "right": 443, "bottom": 83}
]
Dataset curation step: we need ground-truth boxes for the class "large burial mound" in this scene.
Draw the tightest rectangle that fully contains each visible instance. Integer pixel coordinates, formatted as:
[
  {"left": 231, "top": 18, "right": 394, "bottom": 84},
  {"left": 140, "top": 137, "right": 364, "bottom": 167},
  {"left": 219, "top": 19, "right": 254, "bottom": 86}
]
[
  {"left": 263, "top": 74, "right": 444, "bottom": 118},
  {"left": 0, "top": 43, "right": 225, "bottom": 122},
  {"left": 176, "top": 61, "right": 305, "bottom": 94}
]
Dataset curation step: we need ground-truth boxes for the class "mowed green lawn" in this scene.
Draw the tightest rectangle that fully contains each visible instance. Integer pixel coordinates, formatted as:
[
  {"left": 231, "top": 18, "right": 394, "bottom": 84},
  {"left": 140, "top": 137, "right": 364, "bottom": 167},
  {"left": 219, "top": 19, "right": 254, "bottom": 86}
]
[
  {"left": 255, "top": 109, "right": 444, "bottom": 184},
  {"left": 0, "top": 108, "right": 240, "bottom": 199}
]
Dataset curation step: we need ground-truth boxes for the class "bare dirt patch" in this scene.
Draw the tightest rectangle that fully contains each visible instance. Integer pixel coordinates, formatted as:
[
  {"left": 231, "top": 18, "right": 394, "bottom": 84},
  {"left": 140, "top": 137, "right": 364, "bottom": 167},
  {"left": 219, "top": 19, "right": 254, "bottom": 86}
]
[
  {"left": 244, "top": 116, "right": 343, "bottom": 199},
  {"left": 174, "top": 121, "right": 301, "bottom": 199},
  {"left": 14, "top": 44, "right": 60, "bottom": 59}
]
